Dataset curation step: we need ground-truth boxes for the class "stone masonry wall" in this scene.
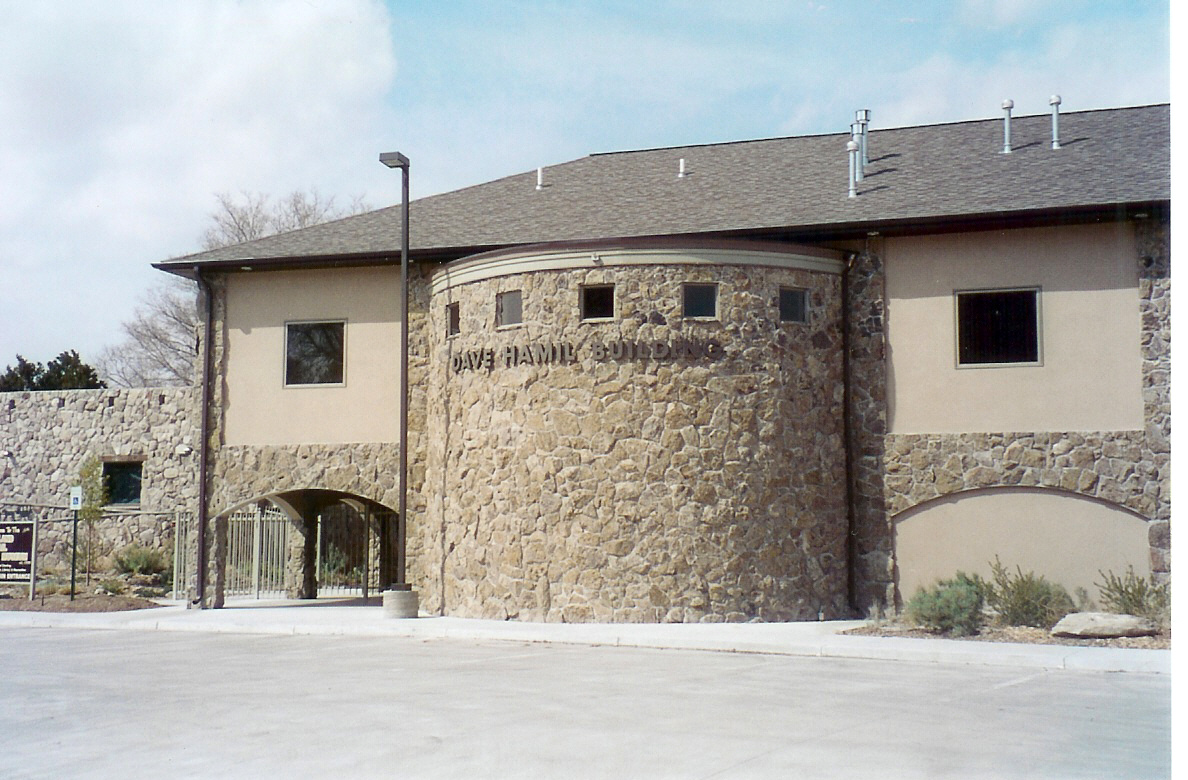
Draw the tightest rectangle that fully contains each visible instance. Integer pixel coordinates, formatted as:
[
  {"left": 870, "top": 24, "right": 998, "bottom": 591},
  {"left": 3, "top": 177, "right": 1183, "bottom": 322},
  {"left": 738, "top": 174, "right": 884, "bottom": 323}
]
[
  {"left": 0, "top": 387, "right": 199, "bottom": 572},
  {"left": 422, "top": 258, "right": 849, "bottom": 622}
]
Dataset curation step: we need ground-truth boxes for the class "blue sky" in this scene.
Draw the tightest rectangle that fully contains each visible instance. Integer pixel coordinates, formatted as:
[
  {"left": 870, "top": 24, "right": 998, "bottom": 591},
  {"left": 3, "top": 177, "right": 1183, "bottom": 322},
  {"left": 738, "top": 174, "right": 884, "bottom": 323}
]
[{"left": 0, "top": 0, "right": 1171, "bottom": 367}]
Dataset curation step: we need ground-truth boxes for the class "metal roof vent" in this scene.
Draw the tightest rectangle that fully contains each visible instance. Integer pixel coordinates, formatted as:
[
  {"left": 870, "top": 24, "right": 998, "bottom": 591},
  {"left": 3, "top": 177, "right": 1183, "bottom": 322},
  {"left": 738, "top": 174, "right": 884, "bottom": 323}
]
[
  {"left": 1001, "top": 99, "right": 1014, "bottom": 154},
  {"left": 535, "top": 167, "right": 543, "bottom": 191},
  {"left": 855, "top": 109, "right": 871, "bottom": 167},
  {"left": 847, "top": 139, "right": 860, "bottom": 198},
  {"left": 678, "top": 158, "right": 687, "bottom": 178},
  {"left": 850, "top": 122, "right": 864, "bottom": 182},
  {"left": 1050, "top": 95, "right": 1062, "bottom": 149}
]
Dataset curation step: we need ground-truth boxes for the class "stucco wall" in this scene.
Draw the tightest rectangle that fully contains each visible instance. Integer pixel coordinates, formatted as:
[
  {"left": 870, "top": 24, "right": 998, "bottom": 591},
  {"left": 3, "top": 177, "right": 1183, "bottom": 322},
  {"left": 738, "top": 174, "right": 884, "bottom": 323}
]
[
  {"left": 885, "top": 223, "right": 1143, "bottom": 434},
  {"left": 421, "top": 245, "right": 850, "bottom": 622},
  {"left": 221, "top": 266, "right": 401, "bottom": 445}
]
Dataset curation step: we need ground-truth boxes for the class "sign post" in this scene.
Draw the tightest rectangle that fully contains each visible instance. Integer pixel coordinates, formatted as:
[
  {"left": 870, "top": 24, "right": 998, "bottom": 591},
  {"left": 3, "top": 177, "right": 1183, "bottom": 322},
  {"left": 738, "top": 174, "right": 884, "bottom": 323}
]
[{"left": 69, "top": 486, "right": 82, "bottom": 601}]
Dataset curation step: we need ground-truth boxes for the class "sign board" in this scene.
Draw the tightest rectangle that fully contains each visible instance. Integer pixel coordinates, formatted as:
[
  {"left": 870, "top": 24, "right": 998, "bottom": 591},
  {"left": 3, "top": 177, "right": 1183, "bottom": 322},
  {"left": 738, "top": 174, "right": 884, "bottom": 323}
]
[
  {"left": 0, "top": 520, "right": 35, "bottom": 584},
  {"left": 69, "top": 486, "right": 83, "bottom": 510}
]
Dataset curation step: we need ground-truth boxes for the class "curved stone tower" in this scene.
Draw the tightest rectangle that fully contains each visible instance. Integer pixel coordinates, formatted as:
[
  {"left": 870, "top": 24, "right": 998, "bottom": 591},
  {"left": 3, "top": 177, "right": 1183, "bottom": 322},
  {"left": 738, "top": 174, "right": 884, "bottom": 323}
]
[{"left": 416, "top": 240, "right": 850, "bottom": 622}]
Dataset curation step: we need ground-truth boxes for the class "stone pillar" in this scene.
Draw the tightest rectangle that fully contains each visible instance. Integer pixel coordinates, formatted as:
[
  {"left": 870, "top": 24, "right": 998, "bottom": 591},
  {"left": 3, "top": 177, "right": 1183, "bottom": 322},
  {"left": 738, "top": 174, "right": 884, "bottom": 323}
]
[{"left": 1136, "top": 215, "right": 1171, "bottom": 583}]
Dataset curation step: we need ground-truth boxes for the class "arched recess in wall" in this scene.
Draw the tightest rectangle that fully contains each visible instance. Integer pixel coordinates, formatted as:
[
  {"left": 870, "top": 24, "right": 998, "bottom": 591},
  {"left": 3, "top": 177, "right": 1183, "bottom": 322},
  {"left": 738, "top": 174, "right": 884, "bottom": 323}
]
[
  {"left": 893, "top": 486, "right": 1151, "bottom": 606},
  {"left": 209, "top": 488, "right": 399, "bottom": 605}
]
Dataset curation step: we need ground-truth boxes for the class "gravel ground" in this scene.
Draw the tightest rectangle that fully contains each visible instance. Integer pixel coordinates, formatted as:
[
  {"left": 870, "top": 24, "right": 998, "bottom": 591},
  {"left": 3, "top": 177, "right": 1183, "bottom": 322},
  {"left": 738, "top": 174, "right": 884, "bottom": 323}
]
[
  {"left": 845, "top": 621, "right": 1170, "bottom": 649},
  {"left": 0, "top": 590, "right": 164, "bottom": 612}
]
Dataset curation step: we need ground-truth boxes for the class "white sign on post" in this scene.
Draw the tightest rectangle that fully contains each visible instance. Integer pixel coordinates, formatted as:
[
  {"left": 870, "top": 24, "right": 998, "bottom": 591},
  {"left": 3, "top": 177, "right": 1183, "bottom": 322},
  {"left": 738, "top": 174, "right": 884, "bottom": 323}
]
[{"left": 69, "top": 486, "right": 83, "bottom": 511}]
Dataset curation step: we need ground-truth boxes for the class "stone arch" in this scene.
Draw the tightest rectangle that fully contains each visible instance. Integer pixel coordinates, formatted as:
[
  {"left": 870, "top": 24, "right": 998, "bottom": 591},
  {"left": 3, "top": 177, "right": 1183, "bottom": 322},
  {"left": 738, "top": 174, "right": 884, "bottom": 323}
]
[
  {"left": 210, "top": 487, "right": 399, "bottom": 607},
  {"left": 892, "top": 486, "right": 1151, "bottom": 608}
]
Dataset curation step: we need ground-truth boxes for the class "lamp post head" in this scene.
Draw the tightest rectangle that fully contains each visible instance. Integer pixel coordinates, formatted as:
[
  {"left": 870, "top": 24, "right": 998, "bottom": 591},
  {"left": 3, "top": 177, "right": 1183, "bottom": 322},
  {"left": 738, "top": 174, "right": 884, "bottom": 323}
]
[{"left": 379, "top": 151, "right": 409, "bottom": 170}]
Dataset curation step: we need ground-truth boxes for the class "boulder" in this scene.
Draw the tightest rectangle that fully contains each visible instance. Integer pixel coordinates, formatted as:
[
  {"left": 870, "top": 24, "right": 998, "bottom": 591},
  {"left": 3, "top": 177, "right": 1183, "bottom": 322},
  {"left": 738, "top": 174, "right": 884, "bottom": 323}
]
[{"left": 1051, "top": 612, "right": 1158, "bottom": 639}]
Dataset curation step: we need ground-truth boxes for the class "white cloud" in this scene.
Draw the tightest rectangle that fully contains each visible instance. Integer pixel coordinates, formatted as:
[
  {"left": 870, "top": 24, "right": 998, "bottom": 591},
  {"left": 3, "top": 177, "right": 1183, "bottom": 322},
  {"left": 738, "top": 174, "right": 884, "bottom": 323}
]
[{"left": 0, "top": 1, "right": 398, "bottom": 364}]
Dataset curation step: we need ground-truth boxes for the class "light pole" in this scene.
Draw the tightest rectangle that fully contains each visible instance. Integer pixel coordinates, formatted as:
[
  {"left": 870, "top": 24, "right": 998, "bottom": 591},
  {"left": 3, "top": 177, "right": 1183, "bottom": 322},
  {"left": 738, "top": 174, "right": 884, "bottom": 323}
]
[{"left": 379, "top": 151, "right": 415, "bottom": 614}]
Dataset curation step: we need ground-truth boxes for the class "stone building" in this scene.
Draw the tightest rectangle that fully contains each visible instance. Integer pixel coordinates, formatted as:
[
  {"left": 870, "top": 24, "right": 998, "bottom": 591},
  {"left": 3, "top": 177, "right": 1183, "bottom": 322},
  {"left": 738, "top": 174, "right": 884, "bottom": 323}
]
[{"left": 24, "top": 101, "right": 1168, "bottom": 621}]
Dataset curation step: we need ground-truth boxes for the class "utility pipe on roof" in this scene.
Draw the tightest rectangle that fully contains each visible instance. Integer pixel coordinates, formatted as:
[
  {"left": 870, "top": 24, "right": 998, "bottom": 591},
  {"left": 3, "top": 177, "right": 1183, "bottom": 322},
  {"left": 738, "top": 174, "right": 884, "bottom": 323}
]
[
  {"left": 1001, "top": 99, "right": 1014, "bottom": 154},
  {"left": 850, "top": 122, "right": 864, "bottom": 182},
  {"left": 855, "top": 109, "right": 871, "bottom": 168},
  {"left": 1050, "top": 95, "right": 1062, "bottom": 149},
  {"left": 847, "top": 139, "right": 860, "bottom": 198}
]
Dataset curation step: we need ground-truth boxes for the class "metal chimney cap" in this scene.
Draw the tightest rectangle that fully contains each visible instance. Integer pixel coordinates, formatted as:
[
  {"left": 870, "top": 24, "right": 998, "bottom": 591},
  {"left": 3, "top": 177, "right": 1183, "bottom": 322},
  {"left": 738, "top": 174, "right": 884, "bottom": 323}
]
[
  {"left": 846, "top": 140, "right": 860, "bottom": 151},
  {"left": 1002, "top": 99, "right": 1014, "bottom": 110},
  {"left": 1049, "top": 94, "right": 1062, "bottom": 105}
]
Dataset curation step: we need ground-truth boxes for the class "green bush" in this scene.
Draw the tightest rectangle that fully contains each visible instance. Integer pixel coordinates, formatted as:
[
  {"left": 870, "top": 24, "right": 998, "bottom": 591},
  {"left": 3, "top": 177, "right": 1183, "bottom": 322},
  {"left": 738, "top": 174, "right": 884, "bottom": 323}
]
[
  {"left": 905, "top": 572, "right": 986, "bottom": 636},
  {"left": 113, "top": 544, "right": 168, "bottom": 576},
  {"left": 1096, "top": 567, "right": 1169, "bottom": 623},
  {"left": 97, "top": 579, "right": 126, "bottom": 595},
  {"left": 987, "top": 557, "right": 1075, "bottom": 628}
]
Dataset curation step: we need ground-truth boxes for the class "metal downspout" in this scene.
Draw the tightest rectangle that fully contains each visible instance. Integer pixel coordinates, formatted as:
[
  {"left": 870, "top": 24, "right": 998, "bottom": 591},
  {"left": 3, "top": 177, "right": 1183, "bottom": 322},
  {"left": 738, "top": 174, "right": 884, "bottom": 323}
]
[
  {"left": 842, "top": 252, "right": 858, "bottom": 614},
  {"left": 194, "top": 268, "right": 214, "bottom": 608}
]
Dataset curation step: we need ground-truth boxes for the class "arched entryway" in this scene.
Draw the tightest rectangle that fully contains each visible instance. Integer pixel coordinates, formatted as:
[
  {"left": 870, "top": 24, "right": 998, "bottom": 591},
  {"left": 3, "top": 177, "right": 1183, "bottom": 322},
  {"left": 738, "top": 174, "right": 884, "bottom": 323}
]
[{"left": 212, "top": 489, "right": 399, "bottom": 607}]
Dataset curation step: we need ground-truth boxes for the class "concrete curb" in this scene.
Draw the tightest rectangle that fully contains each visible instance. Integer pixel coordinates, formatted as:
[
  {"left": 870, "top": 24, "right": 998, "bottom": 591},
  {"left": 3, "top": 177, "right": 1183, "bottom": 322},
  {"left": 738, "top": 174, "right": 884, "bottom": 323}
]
[{"left": 0, "top": 606, "right": 1169, "bottom": 674}]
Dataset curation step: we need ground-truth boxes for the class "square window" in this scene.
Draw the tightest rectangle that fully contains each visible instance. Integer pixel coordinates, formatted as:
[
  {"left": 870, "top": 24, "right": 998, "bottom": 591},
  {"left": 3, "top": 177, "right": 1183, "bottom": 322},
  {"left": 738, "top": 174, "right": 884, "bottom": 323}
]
[
  {"left": 956, "top": 289, "right": 1040, "bottom": 365},
  {"left": 285, "top": 321, "right": 345, "bottom": 385},
  {"left": 779, "top": 287, "right": 808, "bottom": 323},
  {"left": 103, "top": 461, "right": 142, "bottom": 505},
  {"left": 682, "top": 283, "right": 717, "bottom": 319},
  {"left": 446, "top": 302, "right": 460, "bottom": 337},
  {"left": 581, "top": 285, "right": 615, "bottom": 320},
  {"left": 496, "top": 290, "right": 522, "bottom": 327}
]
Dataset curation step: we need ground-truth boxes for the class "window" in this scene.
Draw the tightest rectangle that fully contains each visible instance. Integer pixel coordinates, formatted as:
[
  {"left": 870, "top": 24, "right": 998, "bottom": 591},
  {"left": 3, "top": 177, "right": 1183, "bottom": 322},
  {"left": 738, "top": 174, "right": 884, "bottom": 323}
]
[
  {"left": 682, "top": 283, "right": 717, "bottom": 319},
  {"left": 779, "top": 287, "right": 808, "bottom": 323},
  {"left": 496, "top": 290, "right": 522, "bottom": 327},
  {"left": 285, "top": 321, "right": 345, "bottom": 385},
  {"left": 956, "top": 289, "right": 1040, "bottom": 365},
  {"left": 446, "top": 302, "right": 460, "bottom": 337},
  {"left": 581, "top": 284, "right": 615, "bottom": 320},
  {"left": 103, "top": 461, "right": 142, "bottom": 505}
]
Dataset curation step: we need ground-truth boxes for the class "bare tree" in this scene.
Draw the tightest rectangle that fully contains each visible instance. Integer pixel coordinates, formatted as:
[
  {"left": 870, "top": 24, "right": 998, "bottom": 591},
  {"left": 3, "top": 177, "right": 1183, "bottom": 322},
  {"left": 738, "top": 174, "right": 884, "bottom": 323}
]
[{"left": 101, "top": 189, "right": 369, "bottom": 387}]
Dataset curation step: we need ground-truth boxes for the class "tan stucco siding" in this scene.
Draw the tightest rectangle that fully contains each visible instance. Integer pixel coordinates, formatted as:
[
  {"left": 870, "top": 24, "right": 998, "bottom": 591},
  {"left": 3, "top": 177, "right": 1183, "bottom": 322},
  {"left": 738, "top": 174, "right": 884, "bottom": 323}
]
[
  {"left": 885, "top": 224, "right": 1143, "bottom": 433},
  {"left": 894, "top": 488, "right": 1151, "bottom": 602},
  {"left": 223, "top": 267, "right": 400, "bottom": 445}
]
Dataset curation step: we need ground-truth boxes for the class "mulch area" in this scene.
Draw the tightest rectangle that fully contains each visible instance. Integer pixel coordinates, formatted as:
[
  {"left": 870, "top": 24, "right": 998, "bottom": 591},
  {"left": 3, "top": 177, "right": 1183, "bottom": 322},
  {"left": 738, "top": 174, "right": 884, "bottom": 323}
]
[
  {"left": 0, "top": 590, "right": 164, "bottom": 613},
  {"left": 844, "top": 622, "right": 1170, "bottom": 650}
]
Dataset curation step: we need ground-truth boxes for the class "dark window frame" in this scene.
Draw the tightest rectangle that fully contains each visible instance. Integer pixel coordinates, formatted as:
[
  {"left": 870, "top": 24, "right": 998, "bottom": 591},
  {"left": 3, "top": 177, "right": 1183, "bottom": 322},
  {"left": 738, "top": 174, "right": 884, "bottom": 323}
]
[
  {"left": 955, "top": 288, "right": 1041, "bottom": 367},
  {"left": 446, "top": 302, "right": 460, "bottom": 337},
  {"left": 580, "top": 284, "right": 615, "bottom": 321},
  {"left": 778, "top": 287, "right": 809, "bottom": 324},
  {"left": 682, "top": 283, "right": 718, "bottom": 319},
  {"left": 284, "top": 320, "right": 346, "bottom": 387},
  {"left": 102, "top": 460, "right": 144, "bottom": 506},
  {"left": 496, "top": 290, "right": 523, "bottom": 328}
]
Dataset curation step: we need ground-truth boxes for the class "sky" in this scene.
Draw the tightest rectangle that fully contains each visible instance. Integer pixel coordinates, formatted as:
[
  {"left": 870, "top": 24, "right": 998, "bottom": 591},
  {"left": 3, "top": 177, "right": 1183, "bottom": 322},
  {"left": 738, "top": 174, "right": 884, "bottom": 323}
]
[{"left": 0, "top": 0, "right": 1171, "bottom": 367}]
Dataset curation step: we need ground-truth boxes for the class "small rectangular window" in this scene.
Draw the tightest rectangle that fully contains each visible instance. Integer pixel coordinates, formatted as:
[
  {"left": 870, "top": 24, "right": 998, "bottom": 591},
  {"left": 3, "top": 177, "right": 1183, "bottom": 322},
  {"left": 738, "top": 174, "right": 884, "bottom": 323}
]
[
  {"left": 779, "top": 287, "right": 808, "bottom": 323},
  {"left": 581, "top": 285, "right": 615, "bottom": 320},
  {"left": 496, "top": 290, "right": 522, "bottom": 327},
  {"left": 446, "top": 302, "right": 460, "bottom": 336},
  {"left": 285, "top": 321, "right": 345, "bottom": 385},
  {"left": 682, "top": 283, "right": 717, "bottom": 319},
  {"left": 956, "top": 289, "right": 1040, "bottom": 365},
  {"left": 103, "top": 461, "right": 143, "bottom": 505}
]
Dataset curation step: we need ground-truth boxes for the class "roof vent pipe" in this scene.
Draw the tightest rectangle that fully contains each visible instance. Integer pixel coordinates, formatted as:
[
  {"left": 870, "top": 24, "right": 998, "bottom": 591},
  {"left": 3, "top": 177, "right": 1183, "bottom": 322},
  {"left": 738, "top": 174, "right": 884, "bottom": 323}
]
[
  {"left": 855, "top": 109, "right": 871, "bottom": 167},
  {"left": 1001, "top": 99, "right": 1014, "bottom": 154},
  {"left": 1049, "top": 95, "right": 1062, "bottom": 149},
  {"left": 678, "top": 158, "right": 686, "bottom": 178},
  {"left": 850, "top": 122, "right": 864, "bottom": 181},
  {"left": 847, "top": 139, "right": 860, "bottom": 198},
  {"left": 536, "top": 167, "right": 543, "bottom": 191}
]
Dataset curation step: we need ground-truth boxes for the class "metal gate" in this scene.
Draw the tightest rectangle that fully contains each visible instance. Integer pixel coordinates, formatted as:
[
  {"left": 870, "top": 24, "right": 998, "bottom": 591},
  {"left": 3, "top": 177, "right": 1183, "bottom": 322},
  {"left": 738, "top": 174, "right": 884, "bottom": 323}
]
[
  {"left": 316, "top": 504, "right": 387, "bottom": 597},
  {"left": 224, "top": 505, "right": 291, "bottom": 598}
]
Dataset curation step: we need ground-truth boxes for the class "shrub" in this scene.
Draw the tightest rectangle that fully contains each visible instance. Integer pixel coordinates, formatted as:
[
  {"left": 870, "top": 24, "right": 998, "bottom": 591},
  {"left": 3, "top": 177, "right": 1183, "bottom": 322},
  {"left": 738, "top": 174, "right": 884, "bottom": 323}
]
[
  {"left": 97, "top": 579, "right": 126, "bottom": 596},
  {"left": 905, "top": 572, "right": 986, "bottom": 636},
  {"left": 987, "top": 557, "right": 1074, "bottom": 628},
  {"left": 113, "top": 544, "right": 168, "bottom": 576},
  {"left": 1096, "top": 567, "right": 1170, "bottom": 623}
]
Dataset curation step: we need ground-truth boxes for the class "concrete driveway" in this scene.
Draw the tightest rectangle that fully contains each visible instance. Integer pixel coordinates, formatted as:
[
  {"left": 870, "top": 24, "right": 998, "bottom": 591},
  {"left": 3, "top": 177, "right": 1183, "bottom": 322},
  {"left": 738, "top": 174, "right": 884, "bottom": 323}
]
[{"left": 0, "top": 627, "right": 1170, "bottom": 779}]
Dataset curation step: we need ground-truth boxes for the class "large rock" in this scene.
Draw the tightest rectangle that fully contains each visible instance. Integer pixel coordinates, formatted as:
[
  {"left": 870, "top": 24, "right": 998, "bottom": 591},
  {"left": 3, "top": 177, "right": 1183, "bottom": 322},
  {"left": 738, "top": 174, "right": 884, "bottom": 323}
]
[{"left": 1051, "top": 612, "right": 1158, "bottom": 639}]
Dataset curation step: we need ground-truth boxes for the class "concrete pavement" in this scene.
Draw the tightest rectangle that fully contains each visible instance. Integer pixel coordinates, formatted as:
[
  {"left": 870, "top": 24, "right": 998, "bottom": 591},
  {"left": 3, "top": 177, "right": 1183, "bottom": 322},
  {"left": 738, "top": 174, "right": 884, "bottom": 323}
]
[{"left": 0, "top": 596, "right": 1169, "bottom": 674}]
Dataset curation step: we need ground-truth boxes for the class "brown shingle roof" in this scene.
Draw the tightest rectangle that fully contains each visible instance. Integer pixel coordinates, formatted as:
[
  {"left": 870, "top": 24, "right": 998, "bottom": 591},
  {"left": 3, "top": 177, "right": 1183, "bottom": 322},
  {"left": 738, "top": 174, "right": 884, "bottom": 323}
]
[{"left": 159, "top": 104, "right": 1169, "bottom": 270}]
